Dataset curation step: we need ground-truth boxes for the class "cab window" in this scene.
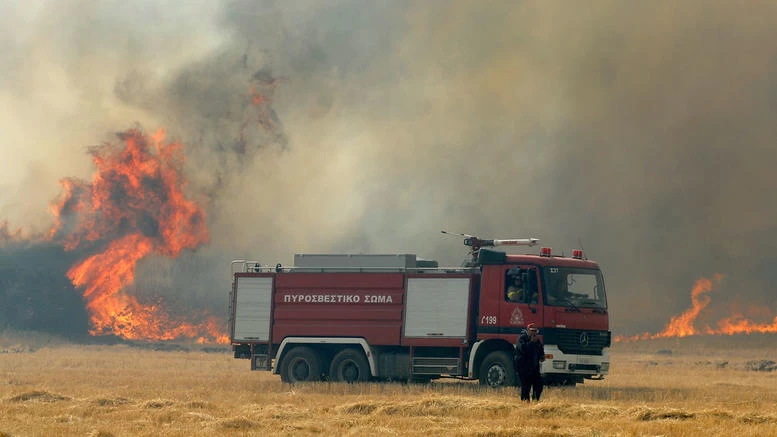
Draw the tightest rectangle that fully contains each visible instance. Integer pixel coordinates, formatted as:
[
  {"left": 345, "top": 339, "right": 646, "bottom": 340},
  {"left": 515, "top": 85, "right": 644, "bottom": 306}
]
[
  {"left": 543, "top": 267, "right": 606, "bottom": 308},
  {"left": 504, "top": 268, "right": 538, "bottom": 304}
]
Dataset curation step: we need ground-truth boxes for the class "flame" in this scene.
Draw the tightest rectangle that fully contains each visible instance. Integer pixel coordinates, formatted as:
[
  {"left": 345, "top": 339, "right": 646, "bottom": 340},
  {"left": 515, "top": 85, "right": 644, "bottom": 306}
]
[
  {"left": 716, "top": 313, "right": 777, "bottom": 335},
  {"left": 652, "top": 274, "right": 720, "bottom": 338},
  {"left": 48, "top": 128, "right": 228, "bottom": 344},
  {"left": 4, "top": 71, "right": 286, "bottom": 344},
  {"left": 616, "top": 274, "right": 777, "bottom": 342}
]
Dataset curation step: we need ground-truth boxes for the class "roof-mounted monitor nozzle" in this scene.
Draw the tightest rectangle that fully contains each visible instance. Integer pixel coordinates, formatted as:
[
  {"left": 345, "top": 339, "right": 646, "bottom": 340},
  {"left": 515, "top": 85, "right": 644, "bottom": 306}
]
[{"left": 441, "top": 230, "right": 540, "bottom": 262}]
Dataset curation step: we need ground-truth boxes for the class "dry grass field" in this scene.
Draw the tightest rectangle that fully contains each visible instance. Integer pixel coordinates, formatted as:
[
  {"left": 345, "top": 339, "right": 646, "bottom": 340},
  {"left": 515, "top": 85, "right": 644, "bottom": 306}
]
[{"left": 1, "top": 333, "right": 777, "bottom": 436}]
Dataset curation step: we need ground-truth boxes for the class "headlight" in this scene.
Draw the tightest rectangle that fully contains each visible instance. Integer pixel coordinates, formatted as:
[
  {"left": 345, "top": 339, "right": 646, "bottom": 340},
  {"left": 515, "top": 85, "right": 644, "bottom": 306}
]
[
  {"left": 600, "top": 362, "right": 609, "bottom": 372},
  {"left": 552, "top": 360, "right": 567, "bottom": 370}
]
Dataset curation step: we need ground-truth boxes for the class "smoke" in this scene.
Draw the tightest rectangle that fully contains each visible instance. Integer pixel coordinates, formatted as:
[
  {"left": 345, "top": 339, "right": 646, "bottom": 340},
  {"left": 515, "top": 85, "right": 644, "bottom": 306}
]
[
  {"left": 0, "top": 241, "right": 90, "bottom": 337},
  {"left": 2, "top": 0, "right": 777, "bottom": 337}
]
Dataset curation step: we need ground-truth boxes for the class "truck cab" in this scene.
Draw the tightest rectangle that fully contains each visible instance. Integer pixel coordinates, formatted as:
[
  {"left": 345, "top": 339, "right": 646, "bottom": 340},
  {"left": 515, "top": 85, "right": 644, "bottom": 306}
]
[{"left": 474, "top": 248, "right": 610, "bottom": 385}]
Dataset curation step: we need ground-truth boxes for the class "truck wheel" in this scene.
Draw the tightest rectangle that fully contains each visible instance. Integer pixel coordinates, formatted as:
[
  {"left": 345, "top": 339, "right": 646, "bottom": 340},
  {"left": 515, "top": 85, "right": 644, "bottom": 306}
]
[
  {"left": 479, "top": 351, "right": 517, "bottom": 388},
  {"left": 280, "top": 346, "right": 322, "bottom": 383},
  {"left": 329, "top": 348, "right": 371, "bottom": 383}
]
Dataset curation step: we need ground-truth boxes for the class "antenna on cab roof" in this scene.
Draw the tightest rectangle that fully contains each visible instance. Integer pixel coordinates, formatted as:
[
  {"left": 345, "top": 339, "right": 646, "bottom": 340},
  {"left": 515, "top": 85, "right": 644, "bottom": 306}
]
[
  {"left": 441, "top": 230, "right": 540, "bottom": 263},
  {"left": 577, "top": 236, "right": 588, "bottom": 260}
]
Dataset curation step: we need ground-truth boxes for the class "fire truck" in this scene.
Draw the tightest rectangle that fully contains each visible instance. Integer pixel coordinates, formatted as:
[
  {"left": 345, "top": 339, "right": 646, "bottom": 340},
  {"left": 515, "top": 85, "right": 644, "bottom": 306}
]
[{"left": 228, "top": 233, "right": 610, "bottom": 386}]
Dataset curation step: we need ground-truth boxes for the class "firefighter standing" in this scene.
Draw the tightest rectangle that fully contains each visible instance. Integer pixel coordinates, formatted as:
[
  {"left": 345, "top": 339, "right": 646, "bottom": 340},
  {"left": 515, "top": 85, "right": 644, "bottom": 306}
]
[{"left": 515, "top": 323, "right": 545, "bottom": 401}]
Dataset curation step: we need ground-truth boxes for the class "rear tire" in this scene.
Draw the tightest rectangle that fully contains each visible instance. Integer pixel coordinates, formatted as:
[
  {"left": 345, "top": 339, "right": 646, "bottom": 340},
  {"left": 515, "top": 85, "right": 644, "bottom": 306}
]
[
  {"left": 329, "top": 348, "right": 371, "bottom": 383},
  {"left": 479, "top": 351, "right": 517, "bottom": 388},
  {"left": 280, "top": 346, "right": 322, "bottom": 383}
]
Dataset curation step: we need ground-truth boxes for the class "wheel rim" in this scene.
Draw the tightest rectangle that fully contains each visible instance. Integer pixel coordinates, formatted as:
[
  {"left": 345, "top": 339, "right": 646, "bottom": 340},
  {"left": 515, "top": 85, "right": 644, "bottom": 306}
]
[
  {"left": 290, "top": 358, "right": 311, "bottom": 381},
  {"left": 340, "top": 359, "right": 360, "bottom": 382},
  {"left": 486, "top": 364, "right": 506, "bottom": 387}
]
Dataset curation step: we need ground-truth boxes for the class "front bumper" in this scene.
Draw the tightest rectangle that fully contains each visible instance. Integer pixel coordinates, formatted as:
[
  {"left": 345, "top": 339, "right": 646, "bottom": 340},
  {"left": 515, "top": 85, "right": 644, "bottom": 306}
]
[{"left": 541, "top": 345, "right": 610, "bottom": 377}]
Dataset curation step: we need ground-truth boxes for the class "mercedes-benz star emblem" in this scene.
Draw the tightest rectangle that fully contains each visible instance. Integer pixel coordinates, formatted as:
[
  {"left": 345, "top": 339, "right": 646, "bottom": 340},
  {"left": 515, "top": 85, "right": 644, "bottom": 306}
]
[{"left": 579, "top": 332, "right": 589, "bottom": 346}]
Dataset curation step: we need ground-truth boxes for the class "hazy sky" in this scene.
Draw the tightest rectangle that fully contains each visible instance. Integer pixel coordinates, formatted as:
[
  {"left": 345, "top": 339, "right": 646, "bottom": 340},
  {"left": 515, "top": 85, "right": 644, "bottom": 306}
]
[{"left": 2, "top": 0, "right": 777, "bottom": 336}]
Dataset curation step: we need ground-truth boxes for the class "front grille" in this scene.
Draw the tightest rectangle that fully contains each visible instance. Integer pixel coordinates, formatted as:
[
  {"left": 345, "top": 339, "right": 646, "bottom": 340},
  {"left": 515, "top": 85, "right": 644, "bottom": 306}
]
[
  {"left": 569, "top": 363, "right": 599, "bottom": 371},
  {"left": 544, "top": 329, "right": 610, "bottom": 356}
]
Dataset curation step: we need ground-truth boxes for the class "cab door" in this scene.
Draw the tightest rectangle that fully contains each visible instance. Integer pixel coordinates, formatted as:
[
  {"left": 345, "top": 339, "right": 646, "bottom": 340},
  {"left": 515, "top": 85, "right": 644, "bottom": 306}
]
[{"left": 499, "top": 265, "right": 541, "bottom": 334}]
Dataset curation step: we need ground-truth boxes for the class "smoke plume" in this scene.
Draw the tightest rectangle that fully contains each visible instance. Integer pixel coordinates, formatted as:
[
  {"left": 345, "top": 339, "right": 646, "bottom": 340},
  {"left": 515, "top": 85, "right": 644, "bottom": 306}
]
[{"left": 2, "top": 0, "right": 777, "bottom": 338}]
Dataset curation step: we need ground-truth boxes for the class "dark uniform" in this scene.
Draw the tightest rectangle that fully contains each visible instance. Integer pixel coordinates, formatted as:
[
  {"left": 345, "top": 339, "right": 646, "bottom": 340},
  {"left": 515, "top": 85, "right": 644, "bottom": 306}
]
[{"left": 515, "top": 324, "right": 545, "bottom": 401}]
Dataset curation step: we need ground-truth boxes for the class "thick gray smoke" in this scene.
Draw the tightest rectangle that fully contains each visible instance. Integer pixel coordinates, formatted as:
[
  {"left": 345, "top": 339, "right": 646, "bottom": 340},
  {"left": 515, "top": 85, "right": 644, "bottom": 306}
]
[{"left": 2, "top": 0, "right": 777, "bottom": 337}]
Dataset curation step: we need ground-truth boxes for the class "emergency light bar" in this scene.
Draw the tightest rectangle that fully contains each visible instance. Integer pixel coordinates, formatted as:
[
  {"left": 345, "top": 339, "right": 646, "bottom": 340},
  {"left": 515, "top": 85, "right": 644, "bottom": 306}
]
[
  {"left": 572, "top": 249, "right": 584, "bottom": 259},
  {"left": 540, "top": 247, "right": 552, "bottom": 257}
]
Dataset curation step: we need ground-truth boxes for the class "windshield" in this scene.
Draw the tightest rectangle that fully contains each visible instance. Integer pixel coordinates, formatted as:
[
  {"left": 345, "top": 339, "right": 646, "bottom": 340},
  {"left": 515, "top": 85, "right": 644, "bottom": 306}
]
[{"left": 542, "top": 267, "right": 607, "bottom": 309}]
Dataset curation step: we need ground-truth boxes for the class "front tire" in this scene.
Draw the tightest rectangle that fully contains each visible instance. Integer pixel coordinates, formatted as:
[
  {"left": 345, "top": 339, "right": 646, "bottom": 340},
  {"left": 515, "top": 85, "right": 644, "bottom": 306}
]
[
  {"left": 479, "top": 351, "right": 517, "bottom": 387},
  {"left": 280, "top": 346, "right": 322, "bottom": 383},
  {"left": 329, "top": 348, "right": 371, "bottom": 383}
]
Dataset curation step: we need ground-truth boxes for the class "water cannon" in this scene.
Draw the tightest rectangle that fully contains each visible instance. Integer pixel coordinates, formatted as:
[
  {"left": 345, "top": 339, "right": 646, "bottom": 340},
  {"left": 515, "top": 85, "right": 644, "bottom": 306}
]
[{"left": 441, "top": 230, "right": 540, "bottom": 262}]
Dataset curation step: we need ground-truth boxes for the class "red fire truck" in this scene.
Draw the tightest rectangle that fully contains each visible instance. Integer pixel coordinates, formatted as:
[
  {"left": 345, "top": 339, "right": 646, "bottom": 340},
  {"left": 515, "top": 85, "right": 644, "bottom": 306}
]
[{"left": 229, "top": 234, "right": 610, "bottom": 386}]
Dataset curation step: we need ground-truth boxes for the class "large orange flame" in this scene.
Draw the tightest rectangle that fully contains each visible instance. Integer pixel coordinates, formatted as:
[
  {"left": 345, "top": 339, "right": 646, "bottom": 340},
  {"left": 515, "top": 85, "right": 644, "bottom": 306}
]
[
  {"left": 616, "top": 274, "right": 777, "bottom": 342},
  {"left": 49, "top": 128, "right": 228, "bottom": 344},
  {"left": 4, "top": 72, "right": 286, "bottom": 343}
]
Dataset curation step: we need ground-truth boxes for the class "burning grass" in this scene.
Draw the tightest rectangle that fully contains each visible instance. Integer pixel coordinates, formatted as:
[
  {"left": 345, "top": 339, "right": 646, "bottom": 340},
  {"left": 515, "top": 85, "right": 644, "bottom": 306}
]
[
  {"left": 616, "top": 274, "right": 777, "bottom": 343},
  {"left": 1, "top": 336, "right": 777, "bottom": 436}
]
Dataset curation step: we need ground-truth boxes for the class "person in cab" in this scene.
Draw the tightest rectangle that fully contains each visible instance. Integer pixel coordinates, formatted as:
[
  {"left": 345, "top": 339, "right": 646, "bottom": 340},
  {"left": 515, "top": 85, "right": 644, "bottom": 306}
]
[{"left": 506, "top": 275, "right": 525, "bottom": 302}]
